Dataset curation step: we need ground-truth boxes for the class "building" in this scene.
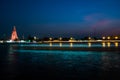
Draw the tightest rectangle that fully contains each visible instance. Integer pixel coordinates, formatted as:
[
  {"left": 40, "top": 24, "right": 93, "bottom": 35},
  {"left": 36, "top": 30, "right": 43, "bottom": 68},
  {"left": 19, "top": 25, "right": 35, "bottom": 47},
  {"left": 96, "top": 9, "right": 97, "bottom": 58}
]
[{"left": 11, "top": 26, "right": 18, "bottom": 41}]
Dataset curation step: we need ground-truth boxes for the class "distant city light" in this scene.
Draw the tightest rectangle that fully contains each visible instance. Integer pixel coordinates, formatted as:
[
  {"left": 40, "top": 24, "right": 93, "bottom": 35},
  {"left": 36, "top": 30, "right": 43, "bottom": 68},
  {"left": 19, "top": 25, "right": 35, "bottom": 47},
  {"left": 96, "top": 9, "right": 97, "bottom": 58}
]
[
  {"left": 88, "top": 37, "right": 91, "bottom": 40},
  {"left": 49, "top": 37, "right": 52, "bottom": 41},
  {"left": 70, "top": 37, "right": 73, "bottom": 40},
  {"left": 0, "top": 41, "right": 3, "bottom": 43},
  {"left": 6, "top": 40, "right": 13, "bottom": 43},
  {"left": 107, "top": 37, "right": 110, "bottom": 40},
  {"left": 102, "top": 37, "right": 105, "bottom": 40},
  {"left": 59, "top": 37, "right": 62, "bottom": 41},
  {"left": 115, "top": 36, "right": 118, "bottom": 39},
  {"left": 34, "top": 36, "right": 37, "bottom": 40}
]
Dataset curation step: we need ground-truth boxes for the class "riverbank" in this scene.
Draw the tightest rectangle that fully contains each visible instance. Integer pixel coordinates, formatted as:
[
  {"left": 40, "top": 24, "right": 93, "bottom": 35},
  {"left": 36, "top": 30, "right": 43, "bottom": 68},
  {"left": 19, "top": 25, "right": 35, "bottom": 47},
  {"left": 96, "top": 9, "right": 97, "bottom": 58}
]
[{"left": 1, "top": 40, "right": 120, "bottom": 44}]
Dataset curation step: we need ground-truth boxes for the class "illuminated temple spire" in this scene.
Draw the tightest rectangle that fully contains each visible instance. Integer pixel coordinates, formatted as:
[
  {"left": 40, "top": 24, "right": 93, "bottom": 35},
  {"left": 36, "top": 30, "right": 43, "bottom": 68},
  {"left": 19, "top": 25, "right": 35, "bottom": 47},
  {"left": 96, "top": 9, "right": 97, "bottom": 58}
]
[{"left": 11, "top": 26, "right": 18, "bottom": 41}]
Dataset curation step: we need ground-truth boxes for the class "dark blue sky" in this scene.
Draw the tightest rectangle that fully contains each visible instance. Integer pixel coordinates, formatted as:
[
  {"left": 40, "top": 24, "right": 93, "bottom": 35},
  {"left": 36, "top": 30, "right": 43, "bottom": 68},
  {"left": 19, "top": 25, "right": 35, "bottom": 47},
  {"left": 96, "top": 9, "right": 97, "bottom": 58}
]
[{"left": 0, "top": 0, "right": 120, "bottom": 38}]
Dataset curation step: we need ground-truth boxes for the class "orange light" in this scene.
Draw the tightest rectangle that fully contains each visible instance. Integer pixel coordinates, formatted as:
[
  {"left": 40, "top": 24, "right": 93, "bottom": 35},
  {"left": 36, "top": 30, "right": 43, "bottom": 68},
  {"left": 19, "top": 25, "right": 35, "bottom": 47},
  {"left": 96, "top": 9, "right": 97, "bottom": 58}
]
[
  {"left": 11, "top": 26, "right": 18, "bottom": 41},
  {"left": 107, "top": 37, "right": 110, "bottom": 40},
  {"left": 102, "top": 42, "right": 106, "bottom": 47},
  {"left": 107, "top": 42, "right": 111, "bottom": 47},
  {"left": 115, "top": 42, "right": 118, "bottom": 47},
  {"left": 115, "top": 36, "right": 118, "bottom": 39}
]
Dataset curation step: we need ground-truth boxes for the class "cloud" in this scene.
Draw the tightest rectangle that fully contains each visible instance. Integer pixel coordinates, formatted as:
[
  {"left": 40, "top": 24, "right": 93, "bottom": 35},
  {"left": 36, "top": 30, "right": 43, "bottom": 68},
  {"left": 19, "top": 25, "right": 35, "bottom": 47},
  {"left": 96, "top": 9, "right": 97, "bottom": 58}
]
[
  {"left": 92, "top": 19, "right": 112, "bottom": 28},
  {"left": 84, "top": 13, "right": 120, "bottom": 28},
  {"left": 92, "top": 19, "right": 120, "bottom": 35},
  {"left": 84, "top": 13, "right": 105, "bottom": 22},
  {"left": 83, "top": 13, "right": 120, "bottom": 35}
]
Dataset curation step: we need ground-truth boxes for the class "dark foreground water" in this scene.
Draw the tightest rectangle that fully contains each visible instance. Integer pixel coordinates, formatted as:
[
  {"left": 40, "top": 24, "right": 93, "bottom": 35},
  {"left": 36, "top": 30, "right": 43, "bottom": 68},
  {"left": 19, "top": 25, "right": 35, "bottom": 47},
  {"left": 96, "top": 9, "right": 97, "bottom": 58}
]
[{"left": 0, "top": 43, "right": 120, "bottom": 80}]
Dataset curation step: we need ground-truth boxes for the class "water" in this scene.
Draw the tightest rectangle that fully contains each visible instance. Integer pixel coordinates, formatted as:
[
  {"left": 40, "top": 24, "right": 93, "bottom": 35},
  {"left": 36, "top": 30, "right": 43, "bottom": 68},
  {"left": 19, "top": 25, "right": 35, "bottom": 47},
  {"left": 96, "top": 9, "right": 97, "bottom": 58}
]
[{"left": 0, "top": 43, "right": 120, "bottom": 80}]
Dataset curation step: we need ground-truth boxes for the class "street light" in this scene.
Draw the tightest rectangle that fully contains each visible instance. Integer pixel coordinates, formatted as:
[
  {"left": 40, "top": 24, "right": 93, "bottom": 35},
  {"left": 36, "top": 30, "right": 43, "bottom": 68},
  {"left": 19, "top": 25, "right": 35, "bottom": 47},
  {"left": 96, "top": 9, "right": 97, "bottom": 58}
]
[
  {"left": 70, "top": 37, "right": 73, "bottom": 40},
  {"left": 59, "top": 37, "right": 62, "bottom": 41},
  {"left": 107, "top": 36, "right": 110, "bottom": 40},
  {"left": 49, "top": 37, "right": 52, "bottom": 41},
  {"left": 34, "top": 36, "right": 37, "bottom": 40},
  {"left": 115, "top": 36, "right": 118, "bottom": 39},
  {"left": 102, "top": 37, "right": 105, "bottom": 40},
  {"left": 88, "top": 37, "right": 91, "bottom": 40}
]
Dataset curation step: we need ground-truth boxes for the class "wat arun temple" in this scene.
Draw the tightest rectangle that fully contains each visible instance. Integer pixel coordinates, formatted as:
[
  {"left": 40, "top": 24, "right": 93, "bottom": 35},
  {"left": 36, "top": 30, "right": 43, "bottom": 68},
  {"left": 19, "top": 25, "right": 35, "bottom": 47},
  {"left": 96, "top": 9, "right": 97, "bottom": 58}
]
[{"left": 11, "top": 26, "right": 18, "bottom": 41}]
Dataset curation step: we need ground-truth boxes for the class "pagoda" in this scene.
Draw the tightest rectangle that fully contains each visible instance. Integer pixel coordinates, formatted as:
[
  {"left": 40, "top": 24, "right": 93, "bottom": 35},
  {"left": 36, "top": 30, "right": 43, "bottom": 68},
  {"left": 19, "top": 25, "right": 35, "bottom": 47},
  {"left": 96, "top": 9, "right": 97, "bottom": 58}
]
[{"left": 11, "top": 26, "right": 18, "bottom": 41}]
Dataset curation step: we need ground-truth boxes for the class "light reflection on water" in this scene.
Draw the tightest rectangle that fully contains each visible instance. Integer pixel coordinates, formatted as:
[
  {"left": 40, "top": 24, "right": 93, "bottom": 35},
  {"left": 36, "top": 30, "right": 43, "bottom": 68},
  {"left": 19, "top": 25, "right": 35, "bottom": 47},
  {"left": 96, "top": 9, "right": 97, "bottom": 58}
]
[
  {"left": 15, "top": 42, "right": 120, "bottom": 48},
  {"left": 7, "top": 43, "right": 120, "bottom": 70},
  {"left": 59, "top": 43, "right": 62, "bottom": 47},
  {"left": 70, "top": 43, "right": 73, "bottom": 47},
  {"left": 8, "top": 45, "right": 16, "bottom": 64},
  {"left": 107, "top": 42, "right": 111, "bottom": 47},
  {"left": 1, "top": 43, "right": 120, "bottom": 80},
  {"left": 115, "top": 42, "right": 118, "bottom": 47},
  {"left": 49, "top": 43, "right": 52, "bottom": 46},
  {"left": 10, "top": 45, "right": 120, "bottom": 71},
  {"left": 88, "top": 42, "right": 91, "bottom": 47},
  {"left": 102, "top": 42, "right": 106, "bottom": 47}
]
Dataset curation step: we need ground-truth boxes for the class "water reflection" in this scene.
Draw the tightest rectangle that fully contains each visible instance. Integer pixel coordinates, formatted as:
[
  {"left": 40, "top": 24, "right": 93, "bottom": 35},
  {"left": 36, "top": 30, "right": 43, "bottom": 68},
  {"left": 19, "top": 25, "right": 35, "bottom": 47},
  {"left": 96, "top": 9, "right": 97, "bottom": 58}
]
[
  {"left": 88, "top": 42, "right": 91, "bottom": 47},
  {"left": 49, "top": 43, "right": 52, "bottom": 46},
  {"left": 8, "top": 42, "right": 120, "bottom": 48},
  {"left": 59, "top": 43, "right": 62, "bottom": 47},
  {"left": 4, "top": 45, "right": 18, "bottom": 79},
  {"left": 8, "top": 45, "right": 16, "bottom": 64},
  {"left": 13, "top": 49, "right": 120, "bottom": 72},
  {"left": 107, "top": 42, "right": 111, "bottom": 47},
  {"left": 8, "top": 45, "right": 14, "bottom": 54},
  {"left": 102, "top": 42, "right": 106, "bottom": 47},
  {"left": 115, "top": 42, "right": 118, "bottom": 47},
  {"left": 1, "top": 43, "right": 120, "bottom": 80},
  {"left": 70, "top": 43, "right": 73, "bottom": 47},
  {"left": 101, "top": 53, "right": 120, "bottom": 71}
]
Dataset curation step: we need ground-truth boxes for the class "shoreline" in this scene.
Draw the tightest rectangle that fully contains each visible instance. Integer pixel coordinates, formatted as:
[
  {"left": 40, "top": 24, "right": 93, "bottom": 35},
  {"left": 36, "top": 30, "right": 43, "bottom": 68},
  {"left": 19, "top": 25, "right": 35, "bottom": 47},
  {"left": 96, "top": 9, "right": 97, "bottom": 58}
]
[
  {"left": 1, "top": 40, "right": 120, "bottom": 44},
  {"left": 0, "top": 41, "right": 120, "bottom": 51}
]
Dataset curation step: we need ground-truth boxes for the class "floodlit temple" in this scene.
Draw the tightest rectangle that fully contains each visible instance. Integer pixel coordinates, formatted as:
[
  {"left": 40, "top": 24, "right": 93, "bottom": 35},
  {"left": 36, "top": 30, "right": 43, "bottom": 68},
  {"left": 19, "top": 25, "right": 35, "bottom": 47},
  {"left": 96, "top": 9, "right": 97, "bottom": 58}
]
[{"left": 11, "top": 26, "right": 18, "bottom": 41}]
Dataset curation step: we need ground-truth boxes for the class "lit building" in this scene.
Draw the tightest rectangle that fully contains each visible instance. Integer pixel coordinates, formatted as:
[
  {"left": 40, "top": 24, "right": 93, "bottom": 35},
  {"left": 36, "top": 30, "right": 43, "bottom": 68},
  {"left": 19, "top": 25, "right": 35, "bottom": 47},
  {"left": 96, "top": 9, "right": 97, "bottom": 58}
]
[{"left": 11, "top": 26, "right": 18, "bottom": 41}]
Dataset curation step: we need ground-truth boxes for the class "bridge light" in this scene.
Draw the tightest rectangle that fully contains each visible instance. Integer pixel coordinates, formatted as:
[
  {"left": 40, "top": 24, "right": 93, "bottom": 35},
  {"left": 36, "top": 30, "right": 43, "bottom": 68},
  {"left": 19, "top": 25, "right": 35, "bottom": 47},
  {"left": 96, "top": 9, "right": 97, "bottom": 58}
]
[
  {"left": 115, "top": 36, "right": 118, "bottom": 39},
  {"left": 102, "top": 37, "right": 105, "bottom": 40},
  {"left": 107, "top": 36, "right": 110, "bottom": 40}
]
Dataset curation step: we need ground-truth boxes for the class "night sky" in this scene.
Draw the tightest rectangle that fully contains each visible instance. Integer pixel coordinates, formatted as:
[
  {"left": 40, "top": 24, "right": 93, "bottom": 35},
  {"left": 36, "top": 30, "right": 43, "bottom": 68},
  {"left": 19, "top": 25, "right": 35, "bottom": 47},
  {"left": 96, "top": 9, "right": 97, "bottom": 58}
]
[{"left": 0, "top": 0, "right": 120, "bottom": 39}]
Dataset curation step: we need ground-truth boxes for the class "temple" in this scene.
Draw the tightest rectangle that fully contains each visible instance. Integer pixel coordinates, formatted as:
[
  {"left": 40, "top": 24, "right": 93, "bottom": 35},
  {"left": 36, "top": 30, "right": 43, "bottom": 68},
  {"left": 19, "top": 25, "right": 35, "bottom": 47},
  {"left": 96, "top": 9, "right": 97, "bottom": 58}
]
[{"left": 11, "top": 26, "right": 18, "bottom": 41}]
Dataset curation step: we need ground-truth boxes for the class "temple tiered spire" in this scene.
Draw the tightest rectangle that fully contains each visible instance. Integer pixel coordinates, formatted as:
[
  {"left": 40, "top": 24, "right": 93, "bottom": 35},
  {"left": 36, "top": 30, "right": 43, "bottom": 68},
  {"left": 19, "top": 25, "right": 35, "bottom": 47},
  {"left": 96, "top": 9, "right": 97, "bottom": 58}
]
[{"left": 11, "top": 26, "right": 18, "bottom": 41}]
